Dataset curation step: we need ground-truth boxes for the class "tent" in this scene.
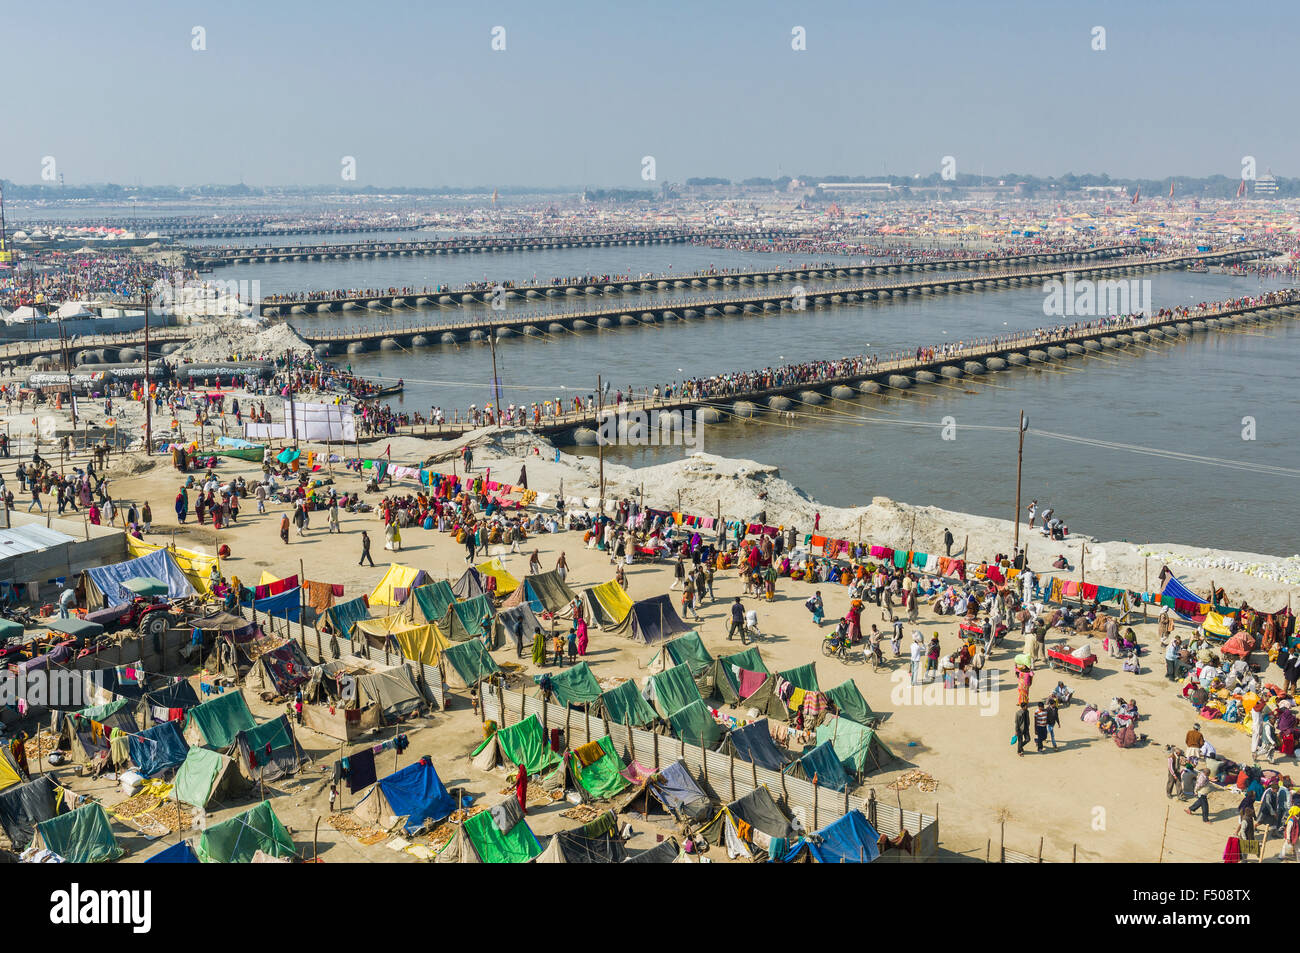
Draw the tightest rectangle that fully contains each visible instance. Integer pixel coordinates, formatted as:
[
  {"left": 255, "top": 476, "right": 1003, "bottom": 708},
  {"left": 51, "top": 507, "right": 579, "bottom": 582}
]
[
  {"left": 0, "top": 746, "right": 23, "bottom": 795},
  {"left": 610, "top": 594, "right": 692, "bottom": 643},
  {"left": 596, "top": 679, "right": 659, "bottom": 729},
  {"left": 121, "top": 576, "right": 168, "bottom": 598},
  {"left": 33, "top": 802, "right": 123, "bottom": 863},
  {"left": 696, "top": 659, "right": 742, "bottom": 706},
  {"left": 246, "top": 639, "right": 315, "bottom": 696},
  {"left": 445, "top": 594, "right": 496, "bottom": 643},
  {"left": 816, "top": 716, "right": 895, "bottom": 776},
  {"left": 778, "top": 662, "right": 820, "bottom": 692},
  {"left": 473, "top": 714, "right": 561, "bottom": 775},
  {"left": 700, "top": 785, "right": 798, "bottom": 859},
  {"left": 476, "top": 558, "right": 521, "bottom": 596},
  {"left": 81, "top": 547, "right": 195, "bottom": 609},
  {"left": 451, "top": 566, "right": 485, "bottom": 600},
  {"left": 785, "top": 740, "right": 852, "bottom": 792},
  {"left": 647, "top": 663, "right": 701, "bottom": 718},
  {"left": 0, "top": 775, "right": 59, "bottom": 849},
  {"left": 197, "top": 800, "right": 296, "bottom": 863},
  {"left": 442, "top": 638, "right": 500, "bottom": 689},
  {"left": 780, "top": 809, "right": 880, "bottom": 863},
  {"left": 126, "top": 539, "right": 220, "bottom": 596},
  {"left": 355, "top": 617, "right": 451, "bottom": 666},
  {"left": 643, "top": 759, "right": 712, "bottom": 823},
  {"left": 354, "top": 665, "right": 425, "bottom": 722},
  {"left": 523, "top": 570, "right": 576, "bottom": 613},
  {"left": 535, "top": 826, "right": 627, "bottom": 863},
  {"left": 733, "top": 674, "right": 792, "bottom": 723},
  {"left": 825, "top": 678, "right": 876, "bottom": 726},
  {"left": 411, "top": 580, "right": 457, "bottom": 625},
  {"left": 63, "top": 699, "right": 140, "bottom": 763},
  {"left": 174, "top": 745, "right": 247, "bottom": 808},
  {"left": 583, "top": 580, "right": 634, "bottom": 629},
  {"left": 368, "top": 564, "right": 426, "bottom": 607},
  {"left": 537, "top": 662, "right": 602, "bottom": 707},
  {"left": 354, "top": 758, "right": 462, "bottom": 834},
  {"left": 668, "top": 698, "right": 724, "bottom": 748},
  {"left": 322, "top": 595, "right": 370, "bottom": 637},
  {"left": 650, "top": 630, "right": 713, "bottom": 676},
  {"left": 721, "top": 719, "right": 790, "bottom": 771},
  {"left": 495, "top": 603, "right": 543, "bottom": 656},
  {"left": 623, "top": 837, "right": 685, "bottom": 863},
  {"left": 568, "top": 736, "right": 631, "bottom": 801},
  {"left": 450, "top": 799, "right": 542, "bottom": 863},
  {"left": 146, "top": 841, "right": 200, "bottom": 863},
  {"left": 46, "top": 615, "right": 104, "bottom": 638},
  {"left": 128, "top": 720, "right": 189, "bottom": 778},
  {"left": 234, "top": 715, "right": 305, "bottom": 783},
  {"left": 184, "top": 691, "right": 257, "bottom": 749}
]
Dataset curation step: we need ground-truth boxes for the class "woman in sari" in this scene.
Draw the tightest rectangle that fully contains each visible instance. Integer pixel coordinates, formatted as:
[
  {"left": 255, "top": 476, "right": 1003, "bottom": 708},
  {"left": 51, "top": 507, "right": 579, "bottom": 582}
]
[
  {"left": 87, "top": 503, "right": 101, "bottom": 526},
  {"left": 531, "top": 627, "right": 546, "bottom": 666},
  {"left": 575, "top": 616, "right": 588, "bottom": 657},
  {"left": 174, "top": 489, "right": 188, "bottom": 524}
]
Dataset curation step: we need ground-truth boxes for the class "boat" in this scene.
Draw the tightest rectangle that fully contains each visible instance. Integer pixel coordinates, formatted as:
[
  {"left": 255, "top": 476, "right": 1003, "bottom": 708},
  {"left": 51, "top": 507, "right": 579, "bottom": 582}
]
[{"left": 374, "top": 383, "right": 404, "bottom": 397}]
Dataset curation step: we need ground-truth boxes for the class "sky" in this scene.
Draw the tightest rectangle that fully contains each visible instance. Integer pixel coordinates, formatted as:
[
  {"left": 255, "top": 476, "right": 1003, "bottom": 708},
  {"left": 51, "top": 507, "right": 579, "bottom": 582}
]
[{"left": 3, "top": 0, "right": 1296, "bottom": 188}]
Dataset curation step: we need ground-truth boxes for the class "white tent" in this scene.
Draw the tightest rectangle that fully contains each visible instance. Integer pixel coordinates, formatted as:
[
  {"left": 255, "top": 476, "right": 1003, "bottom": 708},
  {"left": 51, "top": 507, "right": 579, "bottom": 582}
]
[
  {"left": 55, "top": 301, "right": 95, "bottom": 319},
  {"left": 7, "top": 306, "right": 48, "bottom": 324}
]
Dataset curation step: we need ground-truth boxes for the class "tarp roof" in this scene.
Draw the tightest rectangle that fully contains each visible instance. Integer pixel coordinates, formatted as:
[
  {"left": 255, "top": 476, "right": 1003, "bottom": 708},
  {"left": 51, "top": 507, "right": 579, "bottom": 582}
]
[
  {"left": 668, "top": 698, "right": 723, "bottom": 748},
  {"left": 126, "top": 539, "right": 220, "bottom": 596},
  {"left": 538, "top": 662, "right": 602, "bottom": 707},
  {"left": 174, "top": 745, "right": 241, "bottom": 808},
  {"left": 816, "top": 716, "right": 895, "bottom": 776},
  {"left": 726, "top": 785, "right": 795, "bottom": 840},
  {"left": 462, "top": 800, "right": 543, "bottom": 863},
  {"left": 476, "top": 558, "right": 520, "bottom": 596},
  {"left": 83, "top": 547, "right": 195, "bottom": 608},
  {"left": 786, "top": 740, "right": 852, "bottom": 792},
  {"left": 570, "top": 736, "right": 629, "bottom": 801},
  {"left": 597, "top": 679, "right": 659, "bottom": 728},
  {"left": 623, "top": 594, "right": 692, "bottom": 644},
  {"left": 412, "top": 580, "right": 456, "bottom": 625},
  {"left": 129, "top": 720, "right": 189, "bottom": 777},
  {"left": 696, "top": 658, "right": 742, "bottom": 706},
  {"left": 185, "top": 691, "right": 257, "bottom": 749},
  {"left": 445, "top": 594, "right": 494, "bottom": 643},
  {"left": 825, "top": 679, "right": 875, "bottom": 726},
  {"left": 646, "top": 759, "right": 711, "bottom": 823},
  {"left": 355, "top": 666, "right": 424, "bottom": 721},
  {"left": 536, "top": 827, "right": 627, "bottom": 863},
  {"left": 323, "top": 595, "right": 369, "bottom": 637},
  {"left": 722, "top": 719, "right": 791, "bottom": 771},
  {"left": 146, "top": 840, "right": 200, "bottom": 863},
  {"left": 368, "top": 564, "right": 425, "bottom": 607},
  {"left": 35, "top": 803, "right": 123, "bottom": 863},
  {"left": 778, "top": 662, "right": 820, "bottom": 692},
  {"left": 495, "top": 714, "right": 561, "bottom": 774},
  {"left": 451, "top": 566, "right": 485, "bottom": 600},
  {"left": 782, "top": 809, "right": 880, "bottom": 863},
  {"left": 443, "top": 639, "right": 500, "bottom": 687},
  {"left": 653, "top": 630, "right": 713, "bottom": 677},
  {"left": 361, "top": 759, "right": 460, "bottom": 834},
  {"left": 523, "top": 570, "right": 576, "bottom": 613},
  {"left": 623, "top": 838, "right": 683, "bottom": 863},
  {"left": 648, "top": 663, "right": 701, "bottom": 718},
  {"left": 197, "top": 800, "right": 296, "bottom": 863},
  {"left": 584, "top": 580, "right": 633, "bottom": 628},
  {"left": 0, "top": 775, "right": 59, "bottom": 850},
  {"left": 242, "top": 586, "right": 302, "bottom": 622},
  {"left": 235, "top": 715, "right": 305, "bottom": 782}
]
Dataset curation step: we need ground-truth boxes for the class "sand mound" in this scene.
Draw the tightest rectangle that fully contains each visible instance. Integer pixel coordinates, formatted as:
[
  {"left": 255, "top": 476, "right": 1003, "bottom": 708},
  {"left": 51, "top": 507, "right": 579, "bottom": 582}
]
[{"left": 169, "top": 319, "right": 313, "bottom": 362}]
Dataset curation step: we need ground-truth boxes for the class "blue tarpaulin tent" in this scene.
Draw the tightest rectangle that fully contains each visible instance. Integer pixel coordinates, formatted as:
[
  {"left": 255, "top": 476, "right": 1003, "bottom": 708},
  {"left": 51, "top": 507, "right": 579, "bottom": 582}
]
[
  {"left": 354, "top": 759, "right": 466, "bottom": 834},
  {"left": 786, "top": 740, "right": 852, "bottom": 792},
  {"left": 722, "top": 719, "right": 790, "bottom": 772},
  {"left": 128, "top": 720, "right": 189, "bottom": 777},
  {"left": 83, "top": 549, "right": 195, "bottom": 608},
  {"left": 146, "top": 840, "right": 200, "bottom": 863},
  {"left": 780, "top": 809, "right": 880, "bottom": 863},
  {"left": 323, "top": 595, "right": 369, "bottom": 637},
  {"left": 241, "top": 587, "right": 302, "bottom": 622}
]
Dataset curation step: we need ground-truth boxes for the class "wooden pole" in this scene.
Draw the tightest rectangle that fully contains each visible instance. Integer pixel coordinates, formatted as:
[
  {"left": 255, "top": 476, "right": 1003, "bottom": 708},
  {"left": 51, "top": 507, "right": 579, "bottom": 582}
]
[
  {"left": 1013, "top": 410, "right": 1025, "bottom": 552},
  {"left": 1157, "top": 802, "right": 1169, "bottom": 863},
  {"left": 1144, "top": 556, "right": 1149, "bottom": 622}
]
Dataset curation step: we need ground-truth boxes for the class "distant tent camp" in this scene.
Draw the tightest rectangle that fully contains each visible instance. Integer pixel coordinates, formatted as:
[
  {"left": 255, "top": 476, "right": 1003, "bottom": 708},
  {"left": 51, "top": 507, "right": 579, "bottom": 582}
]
[
  {"left": 781, "top": 809, "right": 880, "bottom": 863},
  {"left": 174, "top": 745, "right": 248, "bottom": 808},
  {"left": 650, "top": 630, "right": 713, "bottom": 676},
  {"left": 368, "top": 564, "right": 427, "bottom": 607},
  {"left": 183, "top": 691, "right": 257, "bottom": 749},
  {"left": 536, "top": 662, "right": 602, "bottom": 707},
  {"left": 647, "top": 663, "right": 701, "bottom": 718},
  {"left": 720, "top": 719, "right": 790, "bottom": 771},
  {"left": 595, "top": 679, "right": 659, "bottom": 729},
  {"left": 0, "top": 775, "right": 59, "bottom": 850},
  {"left": 354, "top": 759, "right": 462, "bottom": 835},
  {"left": 475, "top": 558, "right": 520, "bottom": 596},
  {"left": 437, "top": 797, "right": 542, "bottom": 863},
  {"left": 583, "top": 580, "right": 633, "bottom": 629},
  {"left": 128, "top": 720, "right": 189, "bottom": 778},
  {"left": 197, "top": 800, "right": 296, "bottom": 863},
  {"left": 785, "top": 740, "right": 852, "bottom": 792},
  {"left": 700, "top": 786, "right": 798, "bottom": 860},
  {"left": 354, "top": 666, "right": 425, "bottom": 722},
  {"left": 609, "top": 594, "right": 692, "bottom": 644},
  {"left": 411, "top": 580, "right": 458, "bottom": 626},
  {"left": 472, "top": 714, "right": 562, "bottom": 775},
  {"left": 442, "top": 639, "right": 500, "bottom": 689},
  {"left": 81, "top": 547, "right": 195, "bottom": 609},
  {"left": 34, "top": 802, "right": 123, "bottom": 863},
  {"left": 825, "top": 679, "right": 876, "bottom": 727},
  {"left": 522, "top": 570, "right": 576, "bottom": 614},
  {"left": 146, "top": 841, "right": 200, "bottom": 864},
  {"left": 234, "top": 715, "right": 305, "bottom": 783},
  {"left": 668, "top": 699, "right": 724, "bottom": 748},
  {"left": 535, "top": 825, "right": 627, "bottom": 863},
  {"left": 451, "top": 566, "right": 485, "bottom": 600},
  {"left": 816, "top": 715, "right": 895, "bottom": 776}
]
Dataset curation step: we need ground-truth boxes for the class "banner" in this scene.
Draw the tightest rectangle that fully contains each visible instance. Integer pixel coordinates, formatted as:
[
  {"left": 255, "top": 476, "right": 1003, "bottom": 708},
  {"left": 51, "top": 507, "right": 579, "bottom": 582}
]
[{"left": 245, "top": 401, "right": 356, "bottom": 442}]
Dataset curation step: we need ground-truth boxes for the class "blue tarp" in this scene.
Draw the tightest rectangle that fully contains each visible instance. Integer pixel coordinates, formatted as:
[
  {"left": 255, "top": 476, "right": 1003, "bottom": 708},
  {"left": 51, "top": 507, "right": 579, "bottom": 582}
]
[
  {"left": 780, "top": 809, "right": 880, "bottom": 863},
  {"left": 324, "top": 595, "right": 369, "bottom": 637},
  {"left": 521, "top": 580, "right": 546, "bottom": 614},
  {"left": 128, "top": 720, "right": 189, "bottom": 777},
  {"left": 241, "top": 586, "right": 302, "bottom": 622},
  {"left": 146, "top": 840, "right": 199, "bottom": 864},
  {"left": 648, "top": 759, "right": 712, "bottom": 823},
  {"left": 790, "top": 740, "right": 852, "bottom": 792},
  {"left": 724, "top": 719, "right": 790, "bottom": 772},
  {"left": 84, "top": 549, "right": 195, "bottom": 608},
  {"left": 1162, "top": 572, "right": 1208, "bottom": 620},
  {"left": 374, "top": 759, "right": 464, "bottom": 834}
]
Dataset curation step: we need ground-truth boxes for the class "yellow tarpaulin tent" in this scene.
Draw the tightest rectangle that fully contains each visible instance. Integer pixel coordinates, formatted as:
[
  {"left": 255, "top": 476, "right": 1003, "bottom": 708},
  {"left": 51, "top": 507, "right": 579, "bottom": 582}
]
[
  {"left": 354, "top": 617, "right": 450, "bottom": 665},
  {"left": 588, "top": 580, "right": 633, "bottom": 625},
  {"left": 127, "top": 539, "right": 221, "bottom": 595},
  {"left": 1203, "top": 612, "right": 1233, "bottom": 638},
  {"left": 475, "top": 558, "right": 520, "bottom": 596},
  {"left": 0, "top": 749, "right": 22, "bottom": 793},
  {"left": 367, "top": 564, "right": 422, "bottom": 607}
]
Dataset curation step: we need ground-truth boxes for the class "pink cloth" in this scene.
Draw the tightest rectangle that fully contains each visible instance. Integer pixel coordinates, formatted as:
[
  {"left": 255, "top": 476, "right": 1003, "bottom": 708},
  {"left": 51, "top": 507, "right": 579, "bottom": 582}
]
[{"left": 738, "top": 668, "right": 768, "bottom": 699}]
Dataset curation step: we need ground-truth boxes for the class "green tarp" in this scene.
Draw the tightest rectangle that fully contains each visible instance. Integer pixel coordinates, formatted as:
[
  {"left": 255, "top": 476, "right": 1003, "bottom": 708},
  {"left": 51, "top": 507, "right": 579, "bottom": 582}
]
[
  {"left": 174, "top": 746, "right": 229, "bottom": 808},
  {"left": 596, "top": 679, "right": 659, "bottom": 728},
  {"left": 825, "top": 679, "right": 875, "bottom": 726},
  {"left": 525, "top": 570, "right": 577, "bottom": 614},
  {"left": 197, "top": 800, "right": 296, "bottom": 863},
  {"left": 778, "top": 662, "right": 820, "bottom": 692},
  {"left": 412, "top": 580, "right": 457, "bottom": 625},
  {"left": 695, "top": 659, "right": 741, "bottom": 706},
  {"left": 443, "top": 639, "right": 500, "bottom": 686},
  {"left": 36, "top": 803, "right": 122, "bottom": 863},
  {"left": 668, "top": 699, "right": 723, "bottom": 748},
  {"left": 816, "top": 716, "right": 895, "bottom": 776},
  {"left": 495, "top": 715, "right": 561, "bottom": 774},
  {"left": 649, "top": 663, "right": 701, "bottom": 719},
  {"left": 463, "top": 804, "right": 542, "bottom": 863},
  {"left": 538, "top": 662, "right": 602, "bottom": 707},
  {"left": 185, "top": 691, "right": 257, "bottom": 749},
  {"left": 721, "top": 647, "right": 768, "bottom": 679},
  {"left": 446, "top": 594, "right": 495, "bottom": 642},
  {"left": 656, "top": 631, "right": 712, "bottom": 676},
  {"left": 570, "top": 736, "right": 630, "bottom": 800},
  {"left": 324, "top": 595, "right": 370, "bottom": 638}
]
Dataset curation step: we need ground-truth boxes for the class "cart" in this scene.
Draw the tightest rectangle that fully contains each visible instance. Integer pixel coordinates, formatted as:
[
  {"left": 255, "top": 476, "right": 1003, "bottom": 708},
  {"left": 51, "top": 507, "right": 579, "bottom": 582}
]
[{"left": 1046, "top": 646, "right": 1097, "bottom": 676}]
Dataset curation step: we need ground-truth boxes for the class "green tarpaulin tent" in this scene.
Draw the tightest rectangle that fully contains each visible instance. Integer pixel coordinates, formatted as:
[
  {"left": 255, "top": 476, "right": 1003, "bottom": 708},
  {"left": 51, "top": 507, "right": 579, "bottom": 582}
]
[
  {"left": 34, "top": 803, "right": 122, "bottom": 863},
  {"left": 461, "top": 803, "right": 542, "bottom": 863},
  {"left": 443, "top": 639, "right": 500, "bottom": 688},
  {"left": 184, "top": 691, "right": 257, "bottom": 749},
  {"left": 649, "top": 663, "right": 701, "bottom": 719},
  {"left": 596, "top": 679, "right": 659, "bottom": 728},
  {"left": 197, "top": 800, "right": 296, "bottom": 863},
  {"left": 778, "top": 662, "right": 820, "bottom": 692},
  {"left": 446, "top": 594, "right": 495, "bottom": 643},
  {"left": 174, "top": 746, "right": 245, "bottom": 808},
  {"left": 525, "top": 571, "right": 577, "bottom": 614},
  {"left": 412, "top": 580, "right": 457, "bottom": 625},
  {"left": 816, "top": 716, "right": 895, "bottom": 776},
  {"left": 570, "top": 736, "right": 630, "bottom": 800},
  {"left": 537, "top": 662, "right": 602, "bottom": 707},
  {"left": 825, "top": 679, "right": 875, "bottom": 726},
  {"left": 652, "top": 631, "right": 712, "bottom": 676},
  {"left": 719, "top": 647, "right": 769, "bottom": 693},
  {"left": 695, "top": 659, "right": 741, "bottom": 706},
  {"left": 668, "top": 698, "right": 723, "bottom": 748},
  {"left": 495, "top": 715, "right": 561, "bottom": 774}
]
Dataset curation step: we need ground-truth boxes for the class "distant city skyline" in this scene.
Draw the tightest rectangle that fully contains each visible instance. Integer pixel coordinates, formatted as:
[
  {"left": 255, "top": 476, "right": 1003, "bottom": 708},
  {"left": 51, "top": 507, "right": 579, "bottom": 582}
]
[{"left": 4, "top": 0, "right": 1298, "bottom": 188}]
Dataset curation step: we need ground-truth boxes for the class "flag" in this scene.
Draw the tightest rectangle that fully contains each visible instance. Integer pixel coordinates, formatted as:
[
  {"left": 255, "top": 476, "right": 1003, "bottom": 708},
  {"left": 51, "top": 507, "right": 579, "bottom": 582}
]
[
  {"left": 1131, "top": 187, "right": 1140, "bottom": 204},
  {"left": 1237, "top": 179, "right": 1247, "bottom": 198}
]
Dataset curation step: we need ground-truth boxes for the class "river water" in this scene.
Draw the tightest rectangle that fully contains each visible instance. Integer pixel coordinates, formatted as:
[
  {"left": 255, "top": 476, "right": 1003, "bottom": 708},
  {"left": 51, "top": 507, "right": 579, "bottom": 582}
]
[{"left": 230, "top": 244, "right": 1298, "bottom": 553}]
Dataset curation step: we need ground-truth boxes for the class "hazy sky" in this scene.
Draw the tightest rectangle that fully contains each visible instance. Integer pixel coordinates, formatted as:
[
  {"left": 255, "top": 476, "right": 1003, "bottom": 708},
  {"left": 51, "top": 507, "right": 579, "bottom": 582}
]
[{"left": 4, "top": 0, "right": 1295, "bottom": 187}]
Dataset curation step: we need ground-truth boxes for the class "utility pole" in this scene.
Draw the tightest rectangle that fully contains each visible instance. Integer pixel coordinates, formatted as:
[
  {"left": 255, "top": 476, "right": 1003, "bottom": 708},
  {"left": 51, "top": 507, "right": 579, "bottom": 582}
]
[
  {"left": 488, "top": 324, "right": 502, "bottom": 428},
  {"left": 143, "top": 290, "right": 152, "bottom": 455},
  {"left": 1013, "top": 410, "right": 1027, "bottom": 552}
]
